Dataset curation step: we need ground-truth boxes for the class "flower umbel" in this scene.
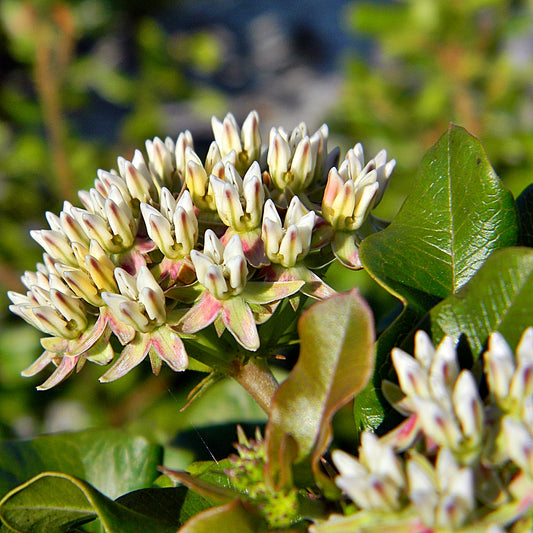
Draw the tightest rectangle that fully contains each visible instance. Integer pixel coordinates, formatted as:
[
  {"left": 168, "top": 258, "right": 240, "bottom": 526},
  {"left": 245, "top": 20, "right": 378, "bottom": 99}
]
[
  {"left": 8, "top": 110, "right": 395, "bottom": 388},
  {"left": 316, "top": 328, "right": 533, "bottom": 533}
]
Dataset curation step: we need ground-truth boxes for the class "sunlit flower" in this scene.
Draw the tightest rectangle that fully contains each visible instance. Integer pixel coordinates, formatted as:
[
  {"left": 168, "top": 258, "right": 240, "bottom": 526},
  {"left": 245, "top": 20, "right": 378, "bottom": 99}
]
[
  {"left": 384, "top": 331, "right": 484, "bottom": 461},
  {"left": 210, "top": 162, "right": 266, "bottom": 266},
  {"left": 262, "top": 197, "right": 315, "bottom": 268},
  {"left": 9, "top": 109, "right": 394, "bottom": 388},
  {"left": 261, "top": 197, "right": 335, "bottom": 301},
  {"left": 179, "top": 230, "right": 303, "bottom": 351},
  {"left": 212, "top": 111, "right": 262, "bottom": 173},
  {"left": 140, "top": 188, "right": 198, "bottom": 281},
  {"left": 322, "top": 143, "right": 395, "bottom": 269},
  {"left": 99, "top": 266, "right": 188, "bottom": 382},
  {"left": 333, "top": 431, "right": 406, "bottom": 511},
  {"left": 267, "top": 122, "right": 329, "bottom": 195}
]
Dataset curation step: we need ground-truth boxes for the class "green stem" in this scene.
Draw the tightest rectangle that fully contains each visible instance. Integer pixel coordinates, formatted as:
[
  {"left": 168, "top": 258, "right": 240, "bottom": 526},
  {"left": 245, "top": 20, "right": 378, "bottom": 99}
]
[{"left": 227, "top": 357, "right": 279, "bottom": 415}]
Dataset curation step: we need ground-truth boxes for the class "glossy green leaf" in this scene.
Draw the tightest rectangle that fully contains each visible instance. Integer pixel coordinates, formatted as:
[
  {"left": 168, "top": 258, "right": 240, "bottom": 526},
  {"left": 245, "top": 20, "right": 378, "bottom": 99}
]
[
  {"left": 0, "top": 429, "right": 161, "bottom": 505},
  {"left": 0, "top": 472, "right": 176, "bottom": 533},
  {"left": 431, "top": 247, "right": 533, "bottom": 355},
  {"left": 355, "top": 125, "right": 518, "bottom": 434},
  {"left": 265, "top": 289, "right": 374, "bottom": 491},
  {"left": 360, "top": 124, "right": 518, "bottom": 312}
]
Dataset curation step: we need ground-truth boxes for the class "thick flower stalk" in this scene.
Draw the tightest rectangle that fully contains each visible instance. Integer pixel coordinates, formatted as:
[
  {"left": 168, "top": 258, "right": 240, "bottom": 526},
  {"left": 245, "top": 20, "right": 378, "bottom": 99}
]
[{"left": 8, "top": 110, "right": 394, "bottom": 391}]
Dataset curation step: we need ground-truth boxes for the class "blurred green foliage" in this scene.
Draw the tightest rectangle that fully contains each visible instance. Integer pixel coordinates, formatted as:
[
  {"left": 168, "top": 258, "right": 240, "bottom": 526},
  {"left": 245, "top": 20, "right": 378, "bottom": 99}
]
[
  {"left": 331, "top": 0, "right": 533, "bottom": 219},
  {"left": 0, "top": 0, "right": 231, "bottom": 447}
]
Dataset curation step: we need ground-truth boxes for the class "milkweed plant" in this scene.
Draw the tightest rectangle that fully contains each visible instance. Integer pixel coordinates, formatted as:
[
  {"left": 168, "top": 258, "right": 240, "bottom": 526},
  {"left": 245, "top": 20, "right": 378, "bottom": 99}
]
[{"left": 2, "top": 110, "right": 533, "bottom": 532}]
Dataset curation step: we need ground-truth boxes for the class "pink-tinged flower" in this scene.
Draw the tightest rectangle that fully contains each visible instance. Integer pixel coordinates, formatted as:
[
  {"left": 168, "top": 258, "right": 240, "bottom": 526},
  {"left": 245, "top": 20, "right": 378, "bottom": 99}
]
[
  {"left": 262, "top": 197, "right": 315, "bottom": 268},
  {"left": 333, "top": 431, "right": 406, "bottom": 511},
  {"left": 174, "top": 130, "right": 194, "bottom": 183},
  {"left": 182, "top": 147, "right": 219, "bottom": 211},
  {"left": 385, "top": 331, "right": 483, "bottom": 460},
  {"left": 322, "top": 143, "right": 395, "bottom": 269},
  {"left": 72, "top": 183, "right": 138, "bottom": 254},
  {"left": 267, "top": 122, "right": 329, "bottom": 194},
  {"left": 117, "top": 150, "right": 157, "bottom": 203},
  {"left": 8, "top": 260, "right": 135, "bottom": 389},
  {"left": 262, "top": 197, "right": 335, "bottom": 300},
  {"left": 502, "top": 416, "right": 533, "bottom": 478},
  {"left": 484, "top": 328, "right": 533, "bottom": 417},
  {"left": 145, "top": 136, "right": 176, "bottom": 188},
  {"left": 98, "top": 265, "right": 188, "bottom": 382},
  {"left": 407, "top": 449, "right": 475, "bottom": 530},
  {"left": 178, "top": 230, "right": 303, "bottom": 351}
]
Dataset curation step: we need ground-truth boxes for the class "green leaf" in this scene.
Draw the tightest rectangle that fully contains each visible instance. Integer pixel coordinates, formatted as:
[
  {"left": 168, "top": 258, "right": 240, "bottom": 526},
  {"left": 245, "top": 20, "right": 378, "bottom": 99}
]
[
  {"left": 0, "top": 429, "right": 162, "bottom": 501},
  {"left": 265, "top": 289, "right": 374, "bottom": 492},
  {"left": 116, "top": 487, "right": 209, "bottom": 527},
  {"left": 178, "top": 500, "right": 262, "bottom": 533},
  {"left": 360, "top": 125, "right": 518, "bottom": 313},
  {"left": 0, "top": 472, "right": 177, "bottom": 533},
  {"left": 356, "top": 125, "right": 518, "bottom": 433},
  {"left": 517, "top": 184, "right": 533, "bottom": 247},
  {"left": 431, "top": 247, "right": 533, "bottom": 356}
]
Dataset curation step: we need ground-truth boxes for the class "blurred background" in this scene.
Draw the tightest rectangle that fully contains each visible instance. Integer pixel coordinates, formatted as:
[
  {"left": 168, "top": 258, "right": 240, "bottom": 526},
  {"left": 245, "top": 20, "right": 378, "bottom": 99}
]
[{"left": 1, "top": 0, "right": 532, "bottom": 461}]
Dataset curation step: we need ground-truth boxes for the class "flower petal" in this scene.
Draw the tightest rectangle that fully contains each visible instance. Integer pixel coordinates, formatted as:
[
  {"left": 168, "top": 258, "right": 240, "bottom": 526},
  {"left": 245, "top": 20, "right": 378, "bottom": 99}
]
[
  {"left": 221, "top": 297, "right": 259, "bottom": 351},
  {"left": 99, "top": 332, "right": 151, "bottom": 382},
  {"left": 149, "top": 326, "right": 189, "bottom": 372},
  {"left": 178, "top": 292, "right": 222, "bottom": 334},
  {"left": 37, "top": 355, "right": 79, "bottom": 390}
]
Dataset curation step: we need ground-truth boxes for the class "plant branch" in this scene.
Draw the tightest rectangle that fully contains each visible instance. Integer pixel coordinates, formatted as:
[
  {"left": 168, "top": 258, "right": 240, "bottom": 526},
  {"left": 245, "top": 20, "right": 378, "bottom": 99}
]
[{"left": 227, "top": 357, "right": 279, "bottom": 415}]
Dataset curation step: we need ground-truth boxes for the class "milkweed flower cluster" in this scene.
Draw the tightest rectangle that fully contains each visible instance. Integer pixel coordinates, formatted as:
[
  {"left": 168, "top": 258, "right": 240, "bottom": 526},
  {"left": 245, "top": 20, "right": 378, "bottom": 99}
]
[
  {"left": 8, "top": 111, "right": 395, "bottom": 389},
  {"left": 314, "top": 328, "right": 533, "bottom": 533}
]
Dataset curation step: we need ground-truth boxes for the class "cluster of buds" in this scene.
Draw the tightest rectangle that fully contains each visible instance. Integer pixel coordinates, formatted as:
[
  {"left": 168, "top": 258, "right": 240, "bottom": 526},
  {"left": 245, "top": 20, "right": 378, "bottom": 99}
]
[
  {"left": 8, "top": 110, "right": 395, "bottom": 389},
  {"left": 225, "top": 426, "right": 299, "bottom": 529},
  {"left": 317, "top": 328, "right": 533, "bottom": 533}
]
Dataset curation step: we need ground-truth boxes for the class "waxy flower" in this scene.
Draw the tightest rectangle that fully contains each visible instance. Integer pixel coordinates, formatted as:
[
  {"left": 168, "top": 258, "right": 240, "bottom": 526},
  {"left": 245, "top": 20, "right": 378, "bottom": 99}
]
[
  {"left": 211, "top": 162, "right": 265, "bottom": 232},
  {"left": 407, "top": 449, "right": 475, "bottom": 530},
  {"left": 484, "top": 328, "right": 533, "bottom": 417},
  {"left": 333, "top": 431, "right": 406, "bottom": 511},
  {"left": 212, "top": 111, "right": 262, "bottom": 173},
  {"left": 385, "top": 331, "right": 484, "bottom": 461},
  {"left": 8, "top": 260, "right": 130, "bottom": 390},
  {"left": 322, "top": 143, "right": 395, "bottom": 269},
  {"left": 179, "top": 230, "right": 303, "bottom": 351},
  {"left": 140, "top": 188, "right": 198, "bottom": 281},
  {"left": 99, "top": 266, "right": 188, "bottom": 382},
  {"left": 262, "top": 197, "right": 315, "bottom": 268},
  {"left": 210, "top": 162, "right": 266, "bottom": 266},
  {"left": 267, "top": 122, "right": 329, "bottom": 195},
  {"left": 262, "top": 197, "right": 335, "bottom": 300},
  {"left": 9, "top": 109, "right": 395, "bottom": 389}
]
